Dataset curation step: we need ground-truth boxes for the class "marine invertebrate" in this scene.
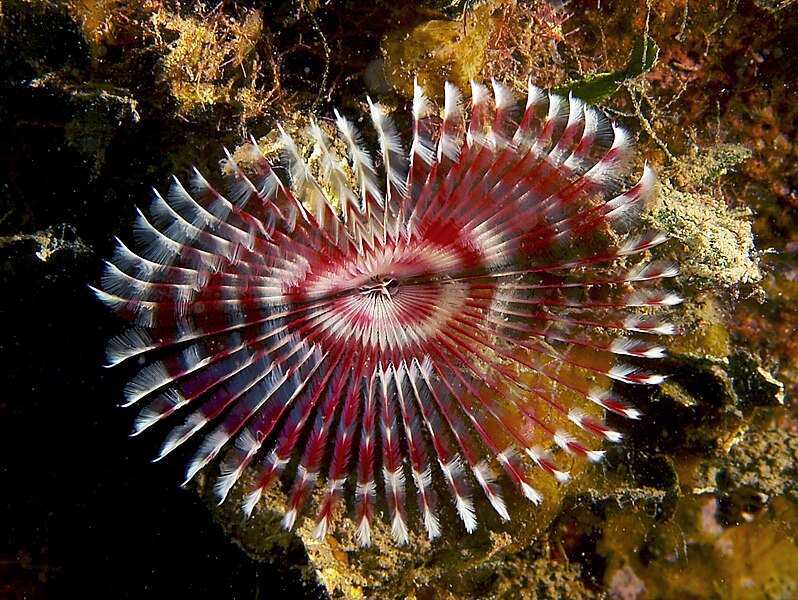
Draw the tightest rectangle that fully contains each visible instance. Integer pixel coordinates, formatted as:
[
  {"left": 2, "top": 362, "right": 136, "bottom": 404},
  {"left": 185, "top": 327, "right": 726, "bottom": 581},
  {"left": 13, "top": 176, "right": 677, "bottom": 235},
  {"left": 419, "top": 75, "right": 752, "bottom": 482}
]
[{"left": 94, "top": 79, "right": 680, "bottom": 546}]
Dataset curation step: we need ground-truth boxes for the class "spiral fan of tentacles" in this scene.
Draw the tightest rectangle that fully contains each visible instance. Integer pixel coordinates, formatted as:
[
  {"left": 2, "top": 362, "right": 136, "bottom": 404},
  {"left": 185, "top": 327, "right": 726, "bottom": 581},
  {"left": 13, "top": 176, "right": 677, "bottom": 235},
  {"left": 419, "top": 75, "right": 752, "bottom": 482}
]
[{"left": 94, "top": 77, "right": 681, "bottom": 547}]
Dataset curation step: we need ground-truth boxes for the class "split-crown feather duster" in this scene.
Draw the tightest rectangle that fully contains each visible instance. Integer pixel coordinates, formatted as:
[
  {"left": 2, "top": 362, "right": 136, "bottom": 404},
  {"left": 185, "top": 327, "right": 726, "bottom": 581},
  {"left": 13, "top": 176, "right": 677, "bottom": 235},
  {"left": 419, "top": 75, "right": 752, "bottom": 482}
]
[{"left": 94, "top": 77, "right": 680, "bottom": 547}]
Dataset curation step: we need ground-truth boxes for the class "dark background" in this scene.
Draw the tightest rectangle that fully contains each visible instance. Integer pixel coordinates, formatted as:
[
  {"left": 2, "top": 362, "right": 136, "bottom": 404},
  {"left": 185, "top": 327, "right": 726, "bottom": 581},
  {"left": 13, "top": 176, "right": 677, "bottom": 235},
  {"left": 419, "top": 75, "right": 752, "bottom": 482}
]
[
  {"left": 1, "top": 234, "right": 328, "bottom": 599},
  {"left": 0, "top": 3, "right": 337, "bottom": 598}
]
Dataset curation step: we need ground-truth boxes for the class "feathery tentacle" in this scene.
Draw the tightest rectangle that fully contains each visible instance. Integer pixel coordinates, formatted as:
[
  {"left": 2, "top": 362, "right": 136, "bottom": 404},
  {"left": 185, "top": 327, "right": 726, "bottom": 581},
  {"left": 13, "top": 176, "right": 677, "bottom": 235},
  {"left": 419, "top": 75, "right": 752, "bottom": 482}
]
[{"left": 96, "top": 79, "right": 679, "bottom": 546}]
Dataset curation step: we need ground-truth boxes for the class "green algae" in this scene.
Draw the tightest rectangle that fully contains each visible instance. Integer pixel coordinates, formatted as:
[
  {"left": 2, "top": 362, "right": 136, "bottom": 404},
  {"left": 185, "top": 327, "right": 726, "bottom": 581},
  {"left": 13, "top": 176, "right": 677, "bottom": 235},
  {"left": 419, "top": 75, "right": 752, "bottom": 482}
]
[{"left": 554, "top": 36, "right": 660, "bottom": 104}]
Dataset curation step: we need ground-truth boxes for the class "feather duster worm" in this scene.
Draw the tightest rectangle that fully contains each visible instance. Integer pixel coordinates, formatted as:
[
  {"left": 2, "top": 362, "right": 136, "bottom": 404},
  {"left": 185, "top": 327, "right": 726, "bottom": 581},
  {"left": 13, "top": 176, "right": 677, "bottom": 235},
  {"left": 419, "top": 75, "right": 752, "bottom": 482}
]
[{"left": 94, "top": 79, "right": 680, "bottom": 546}]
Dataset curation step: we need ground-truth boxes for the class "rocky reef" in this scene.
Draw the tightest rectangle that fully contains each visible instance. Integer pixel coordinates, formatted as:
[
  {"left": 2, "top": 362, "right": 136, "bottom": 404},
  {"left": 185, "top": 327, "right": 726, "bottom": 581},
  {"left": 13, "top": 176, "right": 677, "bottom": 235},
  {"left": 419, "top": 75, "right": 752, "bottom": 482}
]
[{"left": 2, "top": 1, "right": 796, "bottom": 598}]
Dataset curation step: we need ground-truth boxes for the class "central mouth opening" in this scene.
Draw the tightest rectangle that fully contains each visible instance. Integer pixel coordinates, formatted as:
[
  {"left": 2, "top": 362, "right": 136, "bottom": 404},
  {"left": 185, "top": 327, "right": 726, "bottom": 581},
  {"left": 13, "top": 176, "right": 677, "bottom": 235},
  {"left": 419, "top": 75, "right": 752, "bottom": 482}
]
[{"left": 358, "top": 275, "right": 400, "bottom": 299}]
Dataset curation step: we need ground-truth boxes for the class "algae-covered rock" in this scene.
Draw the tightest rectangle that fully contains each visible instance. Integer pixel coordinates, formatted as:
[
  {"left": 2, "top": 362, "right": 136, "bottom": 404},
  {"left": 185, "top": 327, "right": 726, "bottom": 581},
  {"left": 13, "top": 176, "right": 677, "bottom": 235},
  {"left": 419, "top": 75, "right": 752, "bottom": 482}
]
[
  {"left": 599, "top": 496, "right": 798, "bottom": 600},
  {"left": 150, "top": 8, "right": 270, "bottom": 116},
  {"left": 200, "top": 464, "right": 570, "bottom": 599},
  {"left": 718, "top": 428, "right": 798, "bottom": 503},
  {"left": 648, "top": 144, "right": 762, "bottom": 291},
  {"left": 381, "top": 1, "right": 505, "bottom": 97}
]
